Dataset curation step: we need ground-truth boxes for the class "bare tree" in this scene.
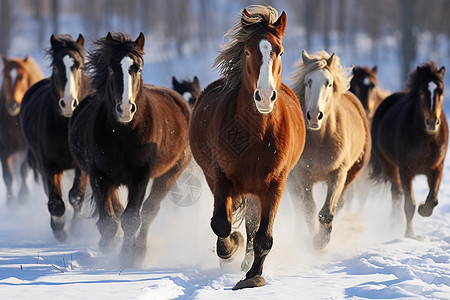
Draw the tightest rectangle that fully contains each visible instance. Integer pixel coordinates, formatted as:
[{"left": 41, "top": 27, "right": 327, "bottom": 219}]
[
  {"left": 401, "top": 0, "right": 417, "bottom": 80},
  {"left": 0, "top": 0, "right": 13, "bottom": 56}
]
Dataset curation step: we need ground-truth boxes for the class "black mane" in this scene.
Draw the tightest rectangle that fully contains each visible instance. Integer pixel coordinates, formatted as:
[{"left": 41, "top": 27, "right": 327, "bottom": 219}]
[
  {"left": 404, "top": 61, "right": 442, "bottom": 93},
  {"left": 46, "top": 34, "right": 85, "bottom": 68}
]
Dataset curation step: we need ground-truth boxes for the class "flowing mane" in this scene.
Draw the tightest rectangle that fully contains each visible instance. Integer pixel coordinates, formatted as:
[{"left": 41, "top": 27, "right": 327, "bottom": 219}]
[
  {"left": 291, "top": 50, "right": 351, "bottom": 101},
  {"left": 212, "top": 5, "right": 281, "bottom": 91},
  {"left": 88, "top": 32, "right": 144, "bottom": 96},
  {"left": 404, "top": 61, "right": 442, "bottom": 93}
]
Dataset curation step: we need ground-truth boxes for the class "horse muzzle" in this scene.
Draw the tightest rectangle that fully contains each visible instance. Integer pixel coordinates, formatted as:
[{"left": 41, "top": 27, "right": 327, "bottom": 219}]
[
  {"left": 115, "top": 101, "right": 137, "bottom": 123},
  {"left": 253, "top": 89, "right": 277, "bottom": 114},
  {"left": 306, "top": 110, "right": 324, "bottom": 130},
  {"left": 425, "top": 117, "right": 440, "bottom": 134},
  {"left": 6, "top": 101, "right": 20, "bottom": 116},
  {"left": 59, "top": 97, "right": 79, "bottom": 117}
]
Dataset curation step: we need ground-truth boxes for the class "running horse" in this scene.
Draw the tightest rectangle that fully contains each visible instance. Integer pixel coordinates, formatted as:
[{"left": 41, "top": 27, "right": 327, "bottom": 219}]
[
  {"left": 289, "top": 50, "right": 371, "bottom": 250},
  {"left": 69, "top": 32, "right": 191, "bottom": 265},
  {"left": 172, "top": 76, "right": 200, "bottom": 106},
  {"left": 20, "top": 34, "right": 90, "bottom": 241},
  {"left": 0, "top": 55, "right": 43, "bottom": 204},
  {"left": 349, "top": 65, "right": 390, "bottom": 121},
  {"left": 370, "top": 61, "right": 448, "bottom": 238},
  {"left": 189, "top": 6, "right": 305, "bottom": 289}
]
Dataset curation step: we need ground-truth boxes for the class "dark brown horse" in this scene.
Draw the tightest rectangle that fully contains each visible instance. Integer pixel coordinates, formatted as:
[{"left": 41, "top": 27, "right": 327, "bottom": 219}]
[
  {"left": 189, "top": 6, "right": 305, "bottom": 289},
  {"left": 172, "top": 76, "right": 200, "bottom": 106},
  {"left": 0, "top": 55, "right": 43, "bottom": 204},
  {"left": 69, "top": 32, "right": 191, "bottom": 265},
  {"left": 289, "top": 50, "right": 371, "bottom": 250},
  {"left": 350, "top": 65, "right": 390, "bottom": 121},
  {"left": 370, "top": 61, "right": 448, "bottom": 238},
  {"left": 20, "top": 34, "right": 90, "bottom": 241}
]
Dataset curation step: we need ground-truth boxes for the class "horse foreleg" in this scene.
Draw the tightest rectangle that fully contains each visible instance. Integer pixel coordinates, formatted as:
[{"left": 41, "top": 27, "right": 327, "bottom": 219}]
[
  {"left": 241, "top": 196, "right": 260, "bottom": 272},
  {"left": 91, "top": 175, "right": 118, "bottom": 252},
  {"left": 68, "top": 168, "right": 89, "bottom": 235},
  {"left": 45, "top": 171, "right": 67, "bottom": 241},
  {"left": 234, "top": 179, "right": 284, "bottom": 290},
  {"left": 211, "top": 169, "right": 233, "bottom": 238},
  {"left": 315, "top": 171, "right": 346, "bottom": 250},
  {"left": 1, "top": 153, "right": 14, "bottom": 205},
  {"left": 399, "top": 172, "right": 415, "bottom": 238},
  {"left": 418, "top": 168, "right": 442, "bottom": 217}
]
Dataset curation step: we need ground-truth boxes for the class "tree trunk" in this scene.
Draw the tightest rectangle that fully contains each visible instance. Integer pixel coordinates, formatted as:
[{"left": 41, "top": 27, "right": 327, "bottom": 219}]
[
  {"left": 401, "top": 0, "right": 417, "bottom": 81},
  {"left": 0, "top": 0, "right": 12, "bottom": 56}
]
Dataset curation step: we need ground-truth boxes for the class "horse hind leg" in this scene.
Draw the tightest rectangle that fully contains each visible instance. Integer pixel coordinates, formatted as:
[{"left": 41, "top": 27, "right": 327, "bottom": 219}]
[
  {"left": 68, "top": 168, "right": 89, "bottom": 235},
  {"left": 399, "top": 172, "right": 415, "bottom": 238},
  {"left": 1, "top": 153, "right": 15, "bottom": 205},
  {"left": 45, "top": 171, "right": 67, "bottom": 241},
  {"left": 418, "top": 168, "right": 442, "bottom": 217}
]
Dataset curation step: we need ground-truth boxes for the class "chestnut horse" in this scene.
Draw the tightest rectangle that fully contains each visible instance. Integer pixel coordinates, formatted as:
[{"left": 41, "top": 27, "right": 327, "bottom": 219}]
[
  {"left": 289, "top": 50, "right": 371, "bottom": 250},
  {"left": 20, "top": 34, "right": 90, "bottom": 241},
  {"left": 69, "top": 33, "right": 191, "bottom": 264},
  {"left": 0, "top": 55, "right": 43, "bottom": 204},
  {"left": 189, "top": 6, "right": 305, "bottom": 289},
  {"left": 370, "top": 61, "right": 448, "bottom": 238},
  {"left": 349, "top": 65, "right": 390, "bottom": 121},
  {"left": 172, "top": 76, "right": 200, "bottom": 106}
]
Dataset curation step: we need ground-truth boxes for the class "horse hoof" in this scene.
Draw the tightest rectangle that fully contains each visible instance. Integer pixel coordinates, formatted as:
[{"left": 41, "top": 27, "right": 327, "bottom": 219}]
[
  {"left": 99, "top": 236, "right": 116, "bottom": 253},
  {"left": 233, "top": 275, "right": 265, "bottom": 290},
  {"left": 318, "top": 212, "right": 333, "bottom": 225},
  {"left": 211, "top": 214, "right": 231, "bottom": 238},
  {"left": 217, "top": 231, "right": 244, "bottom": 259},
  {"left": 418, "top": 202, "right": 436, "bottom": 217},
  {"left": 313, "top": 232, "right": 330, "bottom": 251},
  {"left": 53, "top": 229, "right": 67, "bottom": 242}
]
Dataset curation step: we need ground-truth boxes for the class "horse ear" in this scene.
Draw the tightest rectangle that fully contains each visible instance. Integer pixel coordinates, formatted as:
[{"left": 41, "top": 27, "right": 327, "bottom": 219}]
[
  {"left": 172, "top": 76, "right": 179, "bottom": 88},
  {"left": 2, "top": 54, "right": 7, "bottom": 65},
  {"left": 327, "top": 52, "right": 336, "bottom": 68},
  {"left": 302, "top": 50, "right": 310, "bottom": 64},
  {"left": 193, "top": 76, "right": 200, "bottom": 87},
  {"left": 438, "top": 66, "right": 445, "bottom": 78},
  {"left": 372, "top": 65, "right": 378, "bottom": 74},
  {"left": 105, "top": 32, "right": 114, "bottom": 50},
  {"left": 272, "top": 11, "right": 287, "bottom": 35},
  {"left": 23, "top": 55, "right": 29, "bottom": 62},
  {"left": 76, "top": 34, "right": 85, "bottom": 47},
  {"left": 50, "top": 34, "right": 58, "bottom": 48},
  {"left": 135, "top": 32, "right": 145, "bottom": 51}
]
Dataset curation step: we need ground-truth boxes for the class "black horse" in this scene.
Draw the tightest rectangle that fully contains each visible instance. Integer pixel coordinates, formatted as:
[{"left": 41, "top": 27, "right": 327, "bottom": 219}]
[
  {"left": 172, "top": 76, "right": 200, "bottom": 107},
  {"left": 20, "top": 34, "right": 90, "bottom": 241},
  {"left": 69, "top": 32, "right": 191, "bottom": 265}
]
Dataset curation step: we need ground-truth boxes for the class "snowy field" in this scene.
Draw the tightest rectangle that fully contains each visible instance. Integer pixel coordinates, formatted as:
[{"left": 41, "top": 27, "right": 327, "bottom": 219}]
[{"left": 2, "top": 4, "right": 450, "bottom": 300}]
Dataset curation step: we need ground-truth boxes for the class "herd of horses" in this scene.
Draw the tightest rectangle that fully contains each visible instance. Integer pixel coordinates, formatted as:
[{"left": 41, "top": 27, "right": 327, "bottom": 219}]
[{"left": 0, "top": 5, "right": 448, "bottom": 290}]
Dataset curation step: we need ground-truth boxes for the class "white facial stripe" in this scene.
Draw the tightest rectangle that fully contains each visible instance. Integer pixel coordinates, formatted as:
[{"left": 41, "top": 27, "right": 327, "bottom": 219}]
[
  {"left": 182, "top": 92, "right": 193, "bottom": 102},
  {"left": 363, "top": 77, "right": 370, "bottom": 86},
  {"left": 62, "top": 55, "right": 76, "bottom": 102},
  {"left": 9, "top": 68, "right": 18, "bottom": 83},
  {"left": 428, "top": 81, "right": 437, "bottom": 110},
  {"left": 257, "top": 39, "right": 275, "bottom": 95},
  {"left": 120, "top": 56, "right": 134, "bottom": 113}
]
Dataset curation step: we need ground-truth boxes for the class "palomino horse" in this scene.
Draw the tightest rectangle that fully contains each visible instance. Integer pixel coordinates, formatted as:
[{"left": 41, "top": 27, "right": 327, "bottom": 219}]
[
  {"left": 350, "top": 65, "right": 390, "bottom": 121},
  {"left": 172, "top": 76, "right": 200, "bottom": 106},
  {"left": 0, "top": 55, "right": 43, "bottom": 204},
  {"left": 289, "top": 50, "right": 371, "bottom": 250},
  {"left": 189, "top": 6, "right": 305, "bottom": 289},
  {"left": 69, "top": 33, "right": 191, "bottom": 264},
  {"left": 370, "top": 61, "right": 448, "bottom": 238},
  {"left": 20, "top": 34, "right": 90, "bottom": 241}
]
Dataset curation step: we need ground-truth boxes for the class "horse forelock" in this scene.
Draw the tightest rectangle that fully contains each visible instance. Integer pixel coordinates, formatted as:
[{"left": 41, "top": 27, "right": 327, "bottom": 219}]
[
  {"left": 88, "top": 33, "right": 144, "bottom": 96},
  {"left": 212, "top": 5, "right": 281, "bottom": 91},
  {"left": 291, "top": 50, "right": 351, "bottom": 102},
  {"left": 47, "top": 35, "right": 85, "bottom": 69},
  {"left": 404, "top": 61, "right": 443, "bottom": 93}
]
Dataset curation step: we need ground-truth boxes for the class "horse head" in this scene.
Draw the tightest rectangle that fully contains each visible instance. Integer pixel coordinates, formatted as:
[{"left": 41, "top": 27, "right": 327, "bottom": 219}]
[
  {"left": 2, "top": 55, "right": 36, "bottom": 116},
  {"left": 172, "top": 76, "right": 200, "bottom": 106},
  {"left": 49, "top": 34, "right": 85, "bottom": 117},
  {"left": 240, "top": 9, "right": 286, "bottom": 114},
  {"left": 349, "top": 65, "right": 378, "bottom": 117},
  {"left": 419, "top": 64, "right": 445, "bottom": 134}
]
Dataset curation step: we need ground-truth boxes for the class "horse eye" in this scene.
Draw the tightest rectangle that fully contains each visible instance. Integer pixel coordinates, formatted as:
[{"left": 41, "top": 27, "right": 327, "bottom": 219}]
[
  {"left": 138, "top": 67, "right": 142, "bottom": 73},
  {"left": 244, "top": 50, "right": 250, "bottom": 56},
  {"left": 280, "top": 51, "right": 284, "bottom": 56},
  {"left": 109, "top": 68, "right": 114, "bottom": 75}
]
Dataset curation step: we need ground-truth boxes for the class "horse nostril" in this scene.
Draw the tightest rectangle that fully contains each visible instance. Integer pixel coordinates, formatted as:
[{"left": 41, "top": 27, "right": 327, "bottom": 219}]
[
  {"left": 130, "top": 102, "right": 136, "bottom": 114},
  {"left": 436, "top": 118, "right": 440, "bottom": 125},
  {"left": 59, "top": 98, "right": 66, "bottom": 108},
  {"left": 318, "top": 111, "right": 324, "bottom": 120},
  {"left": 72, "top": 98, "right": 79, "bottom": 108},
  {"left": 254, "top": 90, "right": 261, "bottom": 102},
  {"left": 306, "top": 112, "right": 311, "bottom": 120},
  {"left": 116, "top": 103, "right": 122, "bottom": 114},
  {"left": 270, "top": 90, "right": 277, "bottom": 102}
]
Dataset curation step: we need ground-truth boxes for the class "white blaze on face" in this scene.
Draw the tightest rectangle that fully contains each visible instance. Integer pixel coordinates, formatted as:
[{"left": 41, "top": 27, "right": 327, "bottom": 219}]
[
  {"left": 182, "top": 91, "right": 193, "bottom": 102},
  {"left": 119, "top": 56, "right": 135, "bottom": 121},
  {"left": 254, "top": 39, "right": 277, "bottom": 114},
  {"left": 428, "top": 81, "right": 437, "bottom": 110},
  {"left": 363, "top": 77, "right": 371, "bottom": 86},
  {"left": 60, "top": 55, "right": 77, "bottom": 116},
  {"left": 9, "top": 68, "right": 18, "bottom": 84}
]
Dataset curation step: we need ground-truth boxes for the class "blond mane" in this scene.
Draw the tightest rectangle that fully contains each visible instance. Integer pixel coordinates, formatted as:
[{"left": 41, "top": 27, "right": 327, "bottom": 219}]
[
  {"left": 290, "top": 50, "right": 352, "bottom": 102},
  {"left": 212, "top": 5, "right": 280, "bottom": 91}
]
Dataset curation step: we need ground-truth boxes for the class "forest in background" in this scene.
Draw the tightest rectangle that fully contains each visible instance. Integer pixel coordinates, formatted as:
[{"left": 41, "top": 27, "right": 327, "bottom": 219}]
[{"left": 1, "top": 0, "right": 450, "bottom": 80}]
